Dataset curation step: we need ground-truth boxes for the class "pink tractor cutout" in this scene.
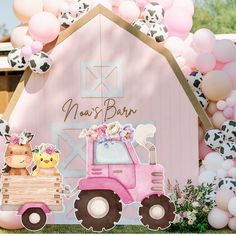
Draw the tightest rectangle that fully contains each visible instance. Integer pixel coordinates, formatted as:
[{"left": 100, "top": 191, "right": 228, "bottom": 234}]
[{"left": 74, "top": 123, "right": 176, "bottom": 232}]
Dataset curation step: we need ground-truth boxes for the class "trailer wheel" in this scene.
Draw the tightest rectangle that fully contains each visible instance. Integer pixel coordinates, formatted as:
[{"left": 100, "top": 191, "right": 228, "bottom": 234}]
[
  {"left": 139, "top": 194, "right": 175, "bottom": 230},
  {"left": 74, "top": 190, "right": 122, "bottom": 232},
  {"left": 21, "top": 208, "right": 47, "bottom": 231}
]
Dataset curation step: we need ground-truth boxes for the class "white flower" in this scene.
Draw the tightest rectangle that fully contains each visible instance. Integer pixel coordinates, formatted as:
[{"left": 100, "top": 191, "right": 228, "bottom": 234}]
[
  {"left": 192, "top": 201, "right": 200, "bottom": 208},
  {"left": 79, "top": 129, "right": 88, "bottom": 138},
  {"left": 173, "top": 214, "right": 182, "bottom": 224},
  {"left": 106, "top": 122, "right": 121, "bottom": 136}
]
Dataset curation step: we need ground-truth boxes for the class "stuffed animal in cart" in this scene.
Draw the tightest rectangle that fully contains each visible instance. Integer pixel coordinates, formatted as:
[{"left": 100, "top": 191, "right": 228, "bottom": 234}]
[
  {"left": 2, "top": 130, "right": 34, "bottom": 176},
  {"left": 32, "top": 143, "right": 60, "bottom": 176}
]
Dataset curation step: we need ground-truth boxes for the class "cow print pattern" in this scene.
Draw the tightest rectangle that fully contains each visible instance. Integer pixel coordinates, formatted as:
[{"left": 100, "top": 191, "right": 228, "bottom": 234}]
[
  {"left": 187, "top": 71, "right": 203, "bottom": 92},
  {"left": 0, "top": 119, "right": 10, "bottom": 137},
  {"left": 222, "top": 120, "right": 236, "bottom": 140},
  {"left": 59, "top": 11, "right": 78, "bottom": 27},
  {"left": 7, "top": 48, "right": 28, "bottom": 70},
  {"left": 204, "top": 129, "right": 225, "bottom": 150},
  {"left": 194, "top": 90, "right": 209, "bottom": 109},
  {"left": 147, "top": 23, "right": 168, "bottom": 42},
  {"left": 219, "top": 141, "right": 236, "bottom": 160},
  {"left": 132, "top": 19, "right": 149, "bottom": 35},
  {"left": 144, "top": 2, "right": 165, "bottom": 26},
  {"left": 218, "top": 177, "right": 236, "bottom": 194},
  {"left": 29, "top": 52, "right": 52, "bottom": 74},
  {"left": 77, "top": 0, "right": 91, "bottom": 13}
]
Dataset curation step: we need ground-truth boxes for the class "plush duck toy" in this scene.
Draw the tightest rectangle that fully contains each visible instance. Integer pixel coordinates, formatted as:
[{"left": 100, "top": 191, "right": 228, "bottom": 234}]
[{"left": 32, "top": 143, "right": 60, "bottom": 176}]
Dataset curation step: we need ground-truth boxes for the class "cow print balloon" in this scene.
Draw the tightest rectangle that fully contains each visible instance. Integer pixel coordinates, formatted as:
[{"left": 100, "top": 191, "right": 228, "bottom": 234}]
[
  {"left": 59, "top": 11, "right": 78, "bottom": 27},
  {"left": 218, "top": 177, "right": 236, "bottom": 194},
  {"left": 219, "top": 141, "right": 236, "bottom": 160},
  {"left": 29, "top": 52, "right": 52, "bottom": 74},
  {"left": 132, "top": 19, "right": 149, "bottom": 35},
  {"left": 194, "top": 90, "right": 209, "bottom": 109},
  {"left": 222, "top": 120, "right": 236, "bottom": 140},
  {"left": 147, "top": 23, "right": 168, "bottom": 42},
  {"left": 204, "top": 129, "right": 225, "bottom": 150},
  {"left": 77, "top": 0, "right": 92, "bottom": 13},
  {"left": 7, "top": 48, "right": 29, "bottom": 70},
  {"left": 0, "top": 119, "right": 10, "bottom": 137},
  {"left": 144, "top": 2, "right": 165, "bottom": 26},
  {"left": 188, "top": 71, "right": 204, "bottom": 92}
]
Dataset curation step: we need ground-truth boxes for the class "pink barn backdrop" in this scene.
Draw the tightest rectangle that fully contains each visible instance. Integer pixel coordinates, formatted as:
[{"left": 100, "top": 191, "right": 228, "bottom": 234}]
[{"left": 1, "top": 6, "right": 212, "bottom": 225}]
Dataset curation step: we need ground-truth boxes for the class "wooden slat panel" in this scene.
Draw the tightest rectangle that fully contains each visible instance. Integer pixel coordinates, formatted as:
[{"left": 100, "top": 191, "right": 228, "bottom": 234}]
[
  {"left": 2, "top": 198, "right": 62, "bottom": 206},
  {"left": 2, "top": 187, "right": 61, "bottom": 195}
]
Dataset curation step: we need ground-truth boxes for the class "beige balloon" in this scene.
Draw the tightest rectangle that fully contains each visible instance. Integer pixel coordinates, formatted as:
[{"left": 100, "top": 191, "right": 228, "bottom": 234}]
[
  {"left": 212, "top": 111, "right": 228, "bottom": 129},
  {"left": 215, "top": 190, "right": 235, "bottom": 211},
  {"left": 13, "top": 0, "right": 43, "bottom": 23},
  {"left": 207, "top": 102, "right": 218, "bottom": 116},
  {"left": 201, "top": 70, "right": 232, "bottom": 102},
  {"left": 10, "top": 25, "right": 29, "bottom": 48}
]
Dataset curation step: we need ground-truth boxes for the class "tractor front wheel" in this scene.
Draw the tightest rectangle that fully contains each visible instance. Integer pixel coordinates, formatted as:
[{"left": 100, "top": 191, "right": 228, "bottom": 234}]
[
  {"left": 139, "top": 194, "right": 175, "bottom": 230},
  {"left": 21, "top": 208, "right": 47, "bottom": 231},
  {"left": 74, "top": 190, "right": 122, "bottom": 232}
]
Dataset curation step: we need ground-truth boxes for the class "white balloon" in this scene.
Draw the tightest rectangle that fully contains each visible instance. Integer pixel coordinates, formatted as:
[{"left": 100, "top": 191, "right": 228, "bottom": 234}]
[
  {"left": 7, "top": 48, "right": 29, "bottom": 70},
  {"left": 228, "top": 217, "right": 236, "bottom": 230},
  {"left": 198, "top": 170, "right": 216, "bottom": 185},
  {"left": 217, "top": 168, "right": 227, "bottom": 178},
  {"left": 29, "top": 52, "right": 52, "bottom": 74},
  {"left": 204, "top": 152, "right": 224, "bottom": 171},
  {"left": 221, "top": 159, "right": 234, "bottom": 170},
  {"left": 208, "top": 207, "right": 229, "bottom": 229},
  {"left": 228, "top": 167, "right": 236, "bottom": 178},
  {"left": 199, "top": 165, "right": 206, "bottom": 174},
  {"left": 228, "top": 197, "right": 236, "bottom": 217}
]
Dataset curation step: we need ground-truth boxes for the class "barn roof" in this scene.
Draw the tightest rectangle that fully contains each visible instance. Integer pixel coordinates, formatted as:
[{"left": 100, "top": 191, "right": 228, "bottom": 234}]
[{"left": 3, "top": 4, "right": 213, "bottom": 130}]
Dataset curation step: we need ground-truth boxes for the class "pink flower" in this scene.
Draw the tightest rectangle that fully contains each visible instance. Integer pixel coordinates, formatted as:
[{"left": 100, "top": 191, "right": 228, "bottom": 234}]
[
  {"left": 45, "top": 145, "right": 56, "bottom": 155},
  {"left": 9, "top": 134, "right": 20, "bottom": 145},
  {"left": 97, "top": 124, "right": 107, "bottom": 138}
]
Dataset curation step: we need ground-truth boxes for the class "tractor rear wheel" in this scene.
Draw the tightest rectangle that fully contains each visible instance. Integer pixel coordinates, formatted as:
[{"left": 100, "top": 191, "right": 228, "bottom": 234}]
[
  {"left": 139, "top": 194, "right": 175, "bottom": 230},
  {"left": 21, "top": 208, "right": 47, "bottom": 231},
  {"left": 74, "top": 190, "right": 122, "bottom": 232}
]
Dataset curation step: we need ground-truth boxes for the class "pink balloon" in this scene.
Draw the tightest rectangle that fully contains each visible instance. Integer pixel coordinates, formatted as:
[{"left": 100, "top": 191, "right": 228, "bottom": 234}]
[
  {"left": 182, "top": 46, "right": 198, "bottom": 68},
  {"left": 181, "top": 65, "right": 191, "bottom": 77},
  {"left": 215, "top": 61, "right": 225, "bottom": 70},
  {"left": 43, "top": 0, "right": 64, "bottom": 16},
  {"left": 199, "top": 141, "right": 213, "bottom": 160},
  {"left": 192, "top": 28, "right": 216, "bottom": 53},
  {"left": 11, "top": 25, "right": 29, "bottom": 48},
  {"left": 135, "top": 0, "right": 148, "bottom": 8},
  {"left": 0, "top": 211, "right": 23, "bottom": 230},
  {"left": 216, "top": 100, "right": 227, "bottom": 111},
  {"left": 151, "top": 0, "right": 174, "bottom": 10},
  {"left": 29, "top": 12, "right": 60, "bottom": 44},
  {"left": 195, "top": 53, "right": 216, "bottom": 74},
  {"left": 164, "top": 7, "right": 193, "bottom": 35},
  {"left": 223, "top": 107, "right": 234, "bottom": 119},
  {"left": 21, "top": 45, "right": 33, "bottom": 59},
  {"left": 165, "top": 36, "right": 184, "bottom": 57},
  {"left": 223, "top": 60, "right": 236, "bottom": 89},
  {"left": 31, "top": 41, "right": 44, "bottom": 54},
  {"left": 172, "top": 0, "right": 194, "bottom": 16},
  {"left": 118, "top": 1, "right": 140, "bottom": 23},
  {"left": 110, "top": 0, "right": 124, "bottom": 7},
  {"left": 213, "top": 39, "right": 236, "bottom": 63},
  {"left": 168, "top": 30, "right": 188, "bottom": 40}
]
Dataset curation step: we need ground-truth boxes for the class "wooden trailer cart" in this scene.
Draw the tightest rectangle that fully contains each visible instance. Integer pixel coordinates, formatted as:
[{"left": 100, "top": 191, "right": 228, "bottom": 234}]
[{"left": 0, "top": 175, "right": 69, "bottom": 231}]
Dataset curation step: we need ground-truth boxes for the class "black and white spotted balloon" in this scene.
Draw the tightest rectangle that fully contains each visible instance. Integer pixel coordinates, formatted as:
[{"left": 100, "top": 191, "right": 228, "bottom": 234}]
[
  {"left": 219, "top": 141, "right": 236, "bottom": 160},
  {"left": 59, "top": 11, "right": 78, "bottom": 27},
  {"left": 7, "top": 48, "right": 29, "bottom": 70},
  {"left": 188, "top": 71, "right": 203, "bottom": 92},
  {"left": 132, "top": 19, "right": 149, "bottom": 35},
  {"left": 144, "top": 2, "right": 165, "bottom": 26},
  {"left": 218, "top": 177, "right": 236, "bottom": 194},
  {"left": 147, "top": 23, "right": 168, "bottom": 42},
  {"left": 222, "top": 120, "right": 236, "bottom": 140},
  {"left": 0, "top": 119, "right": 10, "bottom": 137},
  {"left": 204, "top": 129, "right": 225, "bottom": 150},
  {"left": 194, "top": 90, "right": 209, "bottom": 109},
  {"left": 77, "top": 0, "right": 92, "bottom": 13},
  {"left": 29, "top": 52, "right": 52, "bottom": 74}
]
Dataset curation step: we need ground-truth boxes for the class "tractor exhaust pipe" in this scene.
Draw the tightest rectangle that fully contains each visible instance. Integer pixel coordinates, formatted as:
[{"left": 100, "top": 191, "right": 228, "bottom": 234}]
[
  {"left": 145, "top": 142, "right": 157, "bottom": 165},
  {"left": 135, "top": 124, "right": 157, "bottom": 165}
]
